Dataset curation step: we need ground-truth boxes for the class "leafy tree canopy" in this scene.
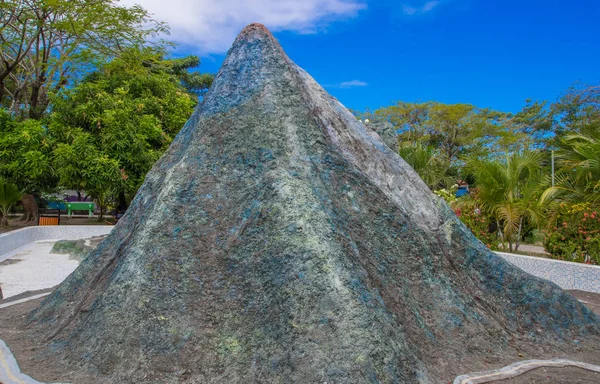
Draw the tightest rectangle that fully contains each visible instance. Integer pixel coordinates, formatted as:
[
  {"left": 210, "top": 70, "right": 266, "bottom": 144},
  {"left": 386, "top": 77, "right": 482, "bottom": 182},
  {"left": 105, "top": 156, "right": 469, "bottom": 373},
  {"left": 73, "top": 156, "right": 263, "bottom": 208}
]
[
  {"left": 463, "top": 151, "right": 545, "bottom": 252},
  {"left": 49, "top": 50, "right": 196, "bottom": 204},
  {"left": 374, "top": 101, "right": 509, "bottom": 162},
  {"left": 0, "top": 0, "right": 167, "bottom": 118},
  {"left": 551, "top": 84, "right": 600, "bottom": 139},
  {"left": 49, "top": 48, "right": 200, "bottom": 203},
  {"left": 372, "top": 100, "right": 554, "bottom": 162},
  {"left": 0, "top": 109, "right": 55, "bottom": 192}
]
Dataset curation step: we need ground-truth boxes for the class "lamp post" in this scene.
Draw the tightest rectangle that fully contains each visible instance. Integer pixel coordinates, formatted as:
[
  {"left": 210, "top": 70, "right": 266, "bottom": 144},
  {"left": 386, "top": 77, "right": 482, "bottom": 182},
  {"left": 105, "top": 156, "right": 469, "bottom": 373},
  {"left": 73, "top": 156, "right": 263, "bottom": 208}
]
[{"left": 551, "top": 150, "right": 555, "bottom": 187}]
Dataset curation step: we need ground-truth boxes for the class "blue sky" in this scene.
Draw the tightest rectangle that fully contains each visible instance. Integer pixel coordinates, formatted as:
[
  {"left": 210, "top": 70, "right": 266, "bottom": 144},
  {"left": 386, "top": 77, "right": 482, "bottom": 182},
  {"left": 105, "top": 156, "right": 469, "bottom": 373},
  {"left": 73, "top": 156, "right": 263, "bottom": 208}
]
[{"left": 126, "top": 0, "right": 599, "bottom": 113}]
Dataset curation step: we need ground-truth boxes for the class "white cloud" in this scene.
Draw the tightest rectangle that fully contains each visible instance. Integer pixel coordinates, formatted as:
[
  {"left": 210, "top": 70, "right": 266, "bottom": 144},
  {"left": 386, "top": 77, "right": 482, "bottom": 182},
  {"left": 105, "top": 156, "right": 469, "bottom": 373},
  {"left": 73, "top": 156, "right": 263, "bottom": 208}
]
[
  {"left": 402, "top": 5, "right": 418, "bottom": 16},
  {"left": 339, "top": 80, "right": 368, "bottom": 88},
  {"left": 119, "top": 0, "right": 366, "bottom": 54},
  {"left": 402, "top": 1, "right": 440, "bottom": 16},
  {"left": 422, "top": 1, "right": 440, "bottom": 12},
  {"left": 324, "top": 80, "right": 368, "bottom": 89}
]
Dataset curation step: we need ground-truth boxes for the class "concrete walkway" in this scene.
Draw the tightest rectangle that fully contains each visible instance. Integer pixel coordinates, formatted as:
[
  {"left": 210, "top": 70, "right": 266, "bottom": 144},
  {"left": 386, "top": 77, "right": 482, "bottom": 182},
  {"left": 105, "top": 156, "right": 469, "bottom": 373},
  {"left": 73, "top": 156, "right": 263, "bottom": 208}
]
[
  {"left": 0, "top": 241, "right": 79, "bottom": 299},
  {"left": 497, "top": 244, "right": 547, "bottom": 255},
  {"left": 515, "top": 244, "right": 547, "bottom": 255}
]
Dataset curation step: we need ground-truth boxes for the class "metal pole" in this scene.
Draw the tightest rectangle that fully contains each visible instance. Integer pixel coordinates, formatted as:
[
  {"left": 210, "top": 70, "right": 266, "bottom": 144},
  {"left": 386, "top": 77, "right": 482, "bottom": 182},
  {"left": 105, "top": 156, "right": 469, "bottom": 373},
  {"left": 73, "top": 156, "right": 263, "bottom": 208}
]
[{"left": 551, "top": 150, "right": 555, "bottom": 187}]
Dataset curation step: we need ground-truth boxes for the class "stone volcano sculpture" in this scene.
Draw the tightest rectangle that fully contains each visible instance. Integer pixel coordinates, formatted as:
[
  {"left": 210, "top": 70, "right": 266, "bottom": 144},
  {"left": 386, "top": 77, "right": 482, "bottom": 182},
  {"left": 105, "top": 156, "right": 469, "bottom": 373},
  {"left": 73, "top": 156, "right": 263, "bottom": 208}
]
[{"left": 30, "top": 24, "right": 600, "bottom": 383}]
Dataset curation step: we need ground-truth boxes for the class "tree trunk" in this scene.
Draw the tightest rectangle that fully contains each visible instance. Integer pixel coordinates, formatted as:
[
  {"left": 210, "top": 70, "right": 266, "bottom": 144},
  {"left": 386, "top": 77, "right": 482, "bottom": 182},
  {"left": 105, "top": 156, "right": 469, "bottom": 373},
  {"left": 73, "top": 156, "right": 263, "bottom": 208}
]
[
  {"left": 118, "top": 191, "right": 128, "bottom": 210},
  {"left": 496, "top": 219, "right": 505, "bottom": 251},
  {"left": 515, "top": 217, "right": 523, "bottom": 252},
  {"left": 0, "top": 213, "right": 8, "bottom": 226},
  {"left": 28, "top": 75, "right": 47, "bottom": 119},
  {"left": 19, "top": 194, "right": 39, "bottom": 223},
  {"left": 98, "top": 193, "right": 105, "bottom": 220}
]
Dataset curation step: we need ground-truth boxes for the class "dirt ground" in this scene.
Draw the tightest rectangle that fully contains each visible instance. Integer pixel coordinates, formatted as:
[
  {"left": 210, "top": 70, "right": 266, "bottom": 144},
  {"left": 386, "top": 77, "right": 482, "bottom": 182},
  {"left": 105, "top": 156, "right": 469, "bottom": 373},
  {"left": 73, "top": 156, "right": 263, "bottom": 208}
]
[
  {"left": 568, "top": 290, "right": 600, "bottom": 316},
  {"left": 0, "top": 295, "right": 104, "bottom": 384},
  {"left": 1, "top": 289, "right": 600, "bottom": 383}
]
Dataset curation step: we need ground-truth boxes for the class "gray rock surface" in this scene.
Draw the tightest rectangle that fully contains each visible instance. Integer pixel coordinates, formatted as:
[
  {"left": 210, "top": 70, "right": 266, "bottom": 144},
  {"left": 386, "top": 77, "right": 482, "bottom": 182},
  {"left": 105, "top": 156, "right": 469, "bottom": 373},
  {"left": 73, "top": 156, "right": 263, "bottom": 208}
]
[
  {"left": 29, "top": 24, "right": 600, "bottom": 383},
  {"left": 369, "top": 120, "right": 398, "bottom": 152}
]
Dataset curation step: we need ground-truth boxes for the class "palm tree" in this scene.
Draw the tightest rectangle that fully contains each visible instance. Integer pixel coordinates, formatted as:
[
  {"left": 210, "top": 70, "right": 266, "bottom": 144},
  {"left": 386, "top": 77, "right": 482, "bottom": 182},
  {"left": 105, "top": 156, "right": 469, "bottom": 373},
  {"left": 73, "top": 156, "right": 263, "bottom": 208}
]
[
  {"left": 541, "top": 131, "right": 600, "bottom": 212},
  {"left": 0, "top": 179, "right": 22, "bottom": 226},
  {"left": 398, "top": 142, "right": 455, "bottom": 190},
  {"left": 464, "top": 152, "right": 544, "bottom": 252}
]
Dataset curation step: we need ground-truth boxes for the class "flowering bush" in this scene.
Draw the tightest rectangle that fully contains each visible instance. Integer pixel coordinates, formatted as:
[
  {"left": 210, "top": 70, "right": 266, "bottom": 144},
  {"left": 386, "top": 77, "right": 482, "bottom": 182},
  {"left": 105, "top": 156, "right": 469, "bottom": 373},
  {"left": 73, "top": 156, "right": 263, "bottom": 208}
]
[
  {"left": 544, "top": 203, "right": 600, "bottom": 264},
  {"left": 435, "top": 186, "right": 500, "bottom": 249},
  {"left": 455, "top": 204, "right": 500, "bottom": 250}
]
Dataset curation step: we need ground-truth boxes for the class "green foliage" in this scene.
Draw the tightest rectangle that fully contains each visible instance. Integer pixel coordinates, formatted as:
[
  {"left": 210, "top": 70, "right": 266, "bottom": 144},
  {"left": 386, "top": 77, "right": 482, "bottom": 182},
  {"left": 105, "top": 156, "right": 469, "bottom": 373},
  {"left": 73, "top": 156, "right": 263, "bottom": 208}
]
[
  {"left": 506, "top": 99, "right": 553, "bottom": 150},
  {"left": 0, "top": 0, "right": 168, "bottom": 118},
  {"left": 454, "top": 194, "right": 500, "bottom": 250},
  {"left": 161, "top": 55, "right": 214, "bottom": 97},
  {"left": 49, "top": 49, "right": 197, "bottom": 203},
  {"left": 372, "top": 100, "right": 553, "bottom": 162},
  {"left": 374, "top": 102, "right": 430, "bottom": 144},
  {"left": 0, "top": 109, "right": 54, "bottom": 192},
  {"left": 375, "top": 101, "right": 507, "bottom": 162},
  {"left": 433, "top": 185, "right": 458, "bottom": 204},
  {"left": 434, "top": 186, "right": 501, "bottom": 249},
  {"left": 544, "top": 203, "right": 600, "bottom": 264},
  {"left": 399, "top": 143, "right": 455, "bottom": 190},
  {"left": 0, "top": 178, "right": 21, "bottom": 225},
  {"left": 541, "top": 130, "right": 600, "bottom": 212},
  {"left": 464, "top": 151, "right": 545, "bottom": 252},
  {"left": 551, "top": 84, "right": 600, "bottom": 139}
]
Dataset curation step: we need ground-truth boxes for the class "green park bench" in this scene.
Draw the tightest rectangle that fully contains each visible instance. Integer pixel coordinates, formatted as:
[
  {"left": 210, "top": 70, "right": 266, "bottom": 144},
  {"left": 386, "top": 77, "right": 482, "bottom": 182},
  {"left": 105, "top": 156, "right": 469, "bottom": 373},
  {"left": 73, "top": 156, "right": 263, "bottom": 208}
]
[{"left": 66, "top": 202, "right": 95, "bottom": 218}]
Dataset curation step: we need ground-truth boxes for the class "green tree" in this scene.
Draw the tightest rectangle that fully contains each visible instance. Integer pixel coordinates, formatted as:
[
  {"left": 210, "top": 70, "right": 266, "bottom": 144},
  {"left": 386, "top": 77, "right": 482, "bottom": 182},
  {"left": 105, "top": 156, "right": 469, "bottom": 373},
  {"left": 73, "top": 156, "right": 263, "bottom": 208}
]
[
  {"left": 541, "top": 84, "right": 600, "bottom": 219},
  {"left": 427, "top": 103, "right": 501, "bottom": 161},
  {"left": 374, "top": 101, "right": 505, "bottom": 162},
  {"left": 50, "top": 49, "right": 200, "bottom": 209},
  {"left": 53, "top": 131, "right": 122, "bottom": 218},
  {"left": 162, "top": 55, "right": 214, "bottom": 97},
  {"left": 488, "top": 99, "right": 553, "bottom": 155},
  {"left": 0, "top": 109, "right": 54, "bottom": 221},
  {"left": 464, "top": 152, "right": 545, "bottom": 252},
  {"left": 551, "top": 84, "right": 600, "bottom": 139},
  {"left": 0, "top": 178, "right": 22, "bottom": 226},
  {"left": 541, "top": 131, "right": 600, "bottom": 212},
  {"left": 0, "top": 0, "right": 167, "bottom": 118},
  {"left": 374, "top": 102, "right": 431, "bottom": 144}
]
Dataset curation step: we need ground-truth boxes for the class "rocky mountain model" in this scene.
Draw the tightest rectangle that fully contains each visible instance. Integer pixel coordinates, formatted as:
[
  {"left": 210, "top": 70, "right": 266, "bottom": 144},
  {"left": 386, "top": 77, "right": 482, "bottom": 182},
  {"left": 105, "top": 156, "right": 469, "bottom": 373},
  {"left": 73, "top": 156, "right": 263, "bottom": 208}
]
[{"left": 30, "top": 24, "right": 600, "bottom": 383}]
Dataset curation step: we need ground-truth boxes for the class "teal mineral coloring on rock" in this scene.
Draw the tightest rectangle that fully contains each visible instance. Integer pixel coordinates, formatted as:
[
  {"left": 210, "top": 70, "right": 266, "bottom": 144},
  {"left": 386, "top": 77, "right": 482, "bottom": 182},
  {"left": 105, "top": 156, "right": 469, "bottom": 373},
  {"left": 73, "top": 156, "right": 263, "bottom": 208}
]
[{"left": 29, "top": 23, "right": 600, "bottom": 384}]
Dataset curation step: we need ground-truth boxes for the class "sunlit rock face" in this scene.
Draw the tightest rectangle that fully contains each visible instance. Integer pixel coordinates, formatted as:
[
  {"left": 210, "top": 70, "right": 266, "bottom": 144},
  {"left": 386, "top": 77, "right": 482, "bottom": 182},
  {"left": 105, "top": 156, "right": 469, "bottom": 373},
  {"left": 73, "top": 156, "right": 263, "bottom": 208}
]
[
  {"left": 31, "top": 24, "right": 600, "bottom": 384},
  {"left": 369, "top": 120, "right": 398, "bottom": 152}
]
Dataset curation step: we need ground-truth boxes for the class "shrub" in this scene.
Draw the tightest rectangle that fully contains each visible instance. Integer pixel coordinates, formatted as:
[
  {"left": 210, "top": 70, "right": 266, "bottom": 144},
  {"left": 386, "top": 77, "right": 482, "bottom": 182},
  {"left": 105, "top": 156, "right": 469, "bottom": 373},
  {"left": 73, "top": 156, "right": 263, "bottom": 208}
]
[
  {"left": 455, "top": 203, "right": 500, "bottom": 250},
  {"left": 0, "top": 179, "right": 22, "bottom": 226},
  {"left": 544, "top": 203, "right": 600, "bottom": 264}
]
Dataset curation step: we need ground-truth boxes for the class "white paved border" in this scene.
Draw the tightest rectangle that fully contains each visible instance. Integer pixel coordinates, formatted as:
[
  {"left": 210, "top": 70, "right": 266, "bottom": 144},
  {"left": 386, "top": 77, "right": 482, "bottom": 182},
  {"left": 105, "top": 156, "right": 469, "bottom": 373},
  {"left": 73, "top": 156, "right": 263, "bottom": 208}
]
[
  {"left": 453, "top": 359, "right": 600, "bottom": 383},
  {"left": 0, "top": 293, "right": 51, "bottom": 309},
  {"left": 496, "top": 251, "right": 600, "bottom": 293},
  {"left": 0, "top": 339, "right": 67, "bottom": 384},
  {"left": 0, "top": 226, "right": 113, "bottom": 262}
]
